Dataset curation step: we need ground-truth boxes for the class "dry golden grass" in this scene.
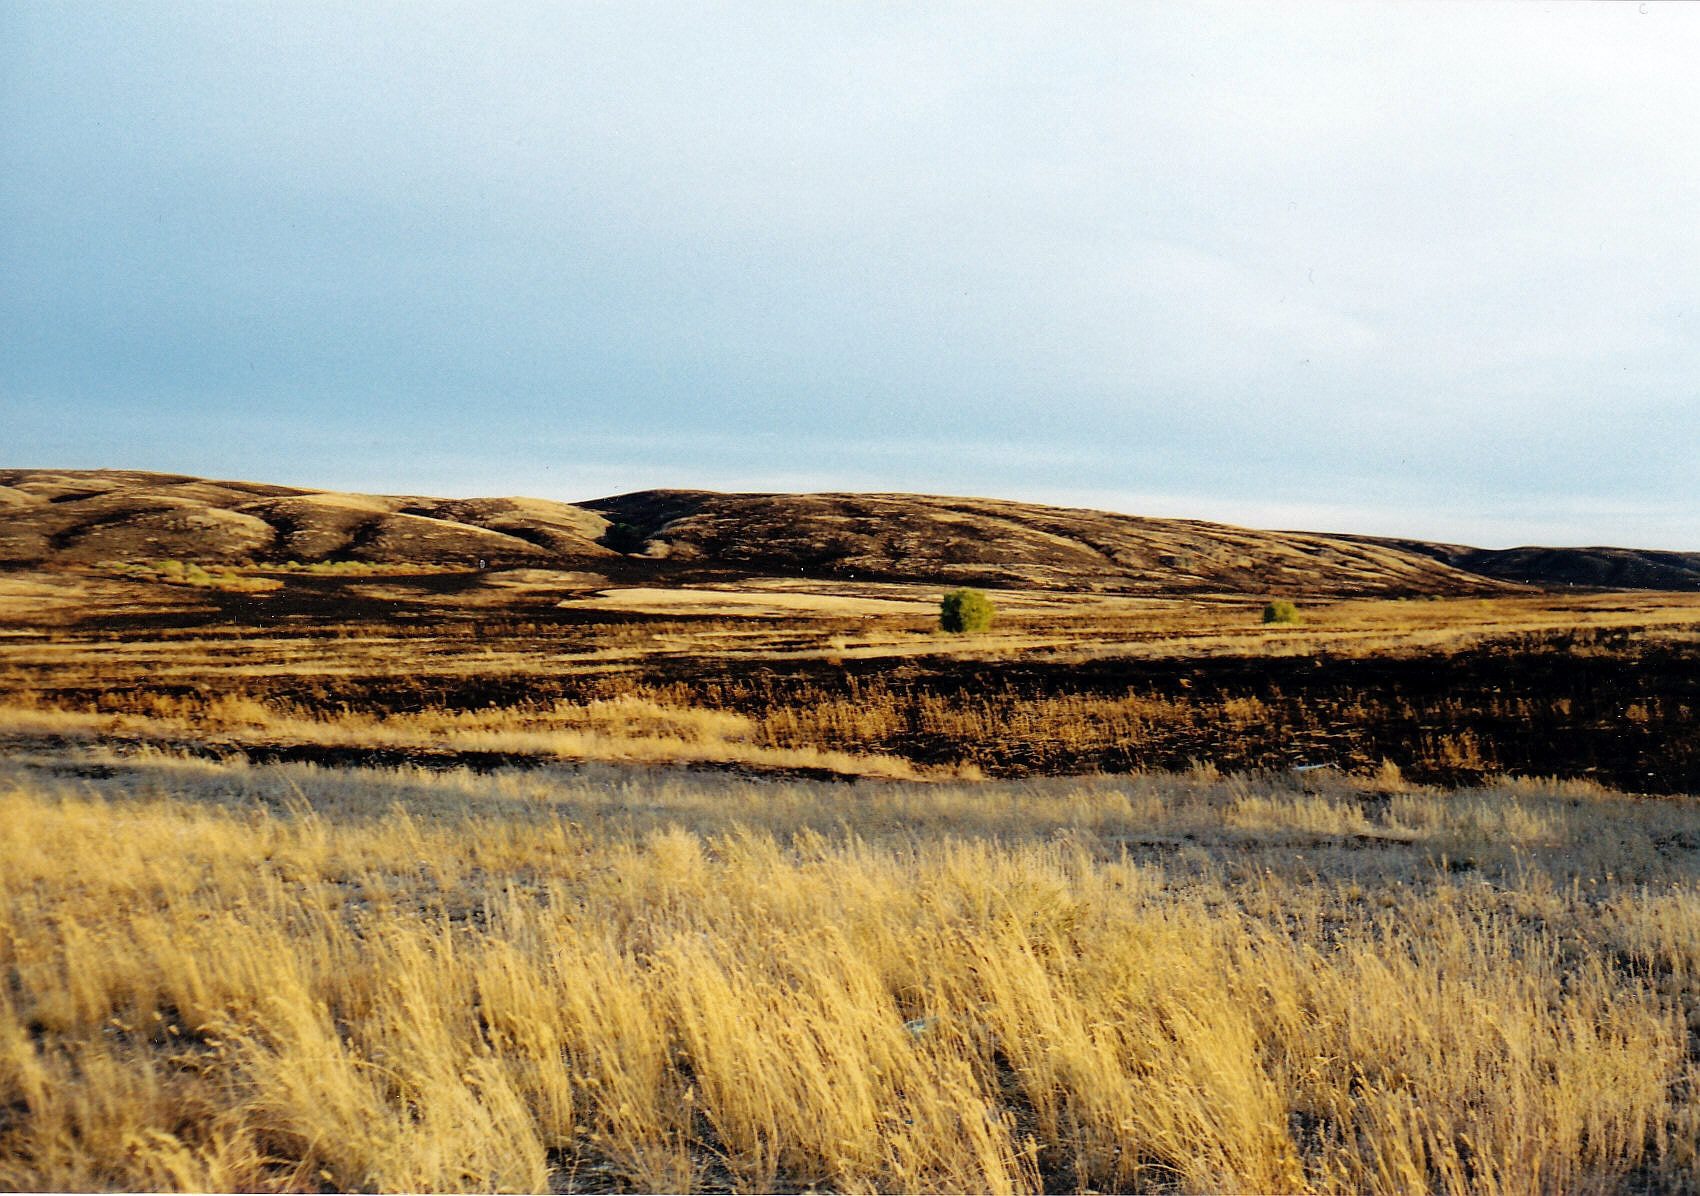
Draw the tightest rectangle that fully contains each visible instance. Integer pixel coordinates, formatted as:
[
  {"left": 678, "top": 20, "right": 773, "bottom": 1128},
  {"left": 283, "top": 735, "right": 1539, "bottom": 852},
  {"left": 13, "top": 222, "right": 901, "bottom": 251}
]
[
  {"left": 4, "top": 752, "right": 1699, "bottom": 1192},
  {"left": 7, "top": 570, "right": 1700, "bottom": 677},
  {"left": 4, "top": 583, "right": 1697, "bottom": 787},
  {"left": 0, "top": 691, "right": 951, "bottom": 780}
]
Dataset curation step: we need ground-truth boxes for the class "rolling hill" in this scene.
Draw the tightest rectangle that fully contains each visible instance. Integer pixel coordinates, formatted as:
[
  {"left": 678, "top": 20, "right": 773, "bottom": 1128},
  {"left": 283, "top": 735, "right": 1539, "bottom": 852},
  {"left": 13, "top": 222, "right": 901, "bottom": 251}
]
[
  {"left": 2, "top": 468, "right": 1695, "bottom": 596},
  {"left": 580, "top": 489, "right": 1503, "bottom": 596},
  {"left": 0, "top": 469, "right": 613, "bottom": 569},
  {"left": 1343, "top": 535, "right": 1700, "bottom": 593}
]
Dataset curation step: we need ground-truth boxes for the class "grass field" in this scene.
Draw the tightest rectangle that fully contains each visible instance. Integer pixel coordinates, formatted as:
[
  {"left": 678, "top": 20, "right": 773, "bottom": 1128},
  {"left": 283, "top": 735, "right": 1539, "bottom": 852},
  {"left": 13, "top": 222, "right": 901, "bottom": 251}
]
[
  {"left": 4, "top": 561, "right": 1700, "bottom": 1191},
  {"left": 3, "top": 567, "right": 1698, "bottom": 788},
  {"left": 3, "top": 751, "right": 1699, "bottom": 1192}
]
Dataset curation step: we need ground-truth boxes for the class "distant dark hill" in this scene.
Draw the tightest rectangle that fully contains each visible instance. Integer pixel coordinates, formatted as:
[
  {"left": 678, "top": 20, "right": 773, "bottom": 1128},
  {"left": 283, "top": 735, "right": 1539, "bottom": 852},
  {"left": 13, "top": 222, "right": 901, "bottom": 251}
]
[
  {"left": 1, "top": 469, "right": 1692, "bottom": 597},
  {"left": 581, "top": 489, "right": 1504, "bottom": 596},
  {"left": 1345, "top": 535, "right": 1700, "bottom": 592}
]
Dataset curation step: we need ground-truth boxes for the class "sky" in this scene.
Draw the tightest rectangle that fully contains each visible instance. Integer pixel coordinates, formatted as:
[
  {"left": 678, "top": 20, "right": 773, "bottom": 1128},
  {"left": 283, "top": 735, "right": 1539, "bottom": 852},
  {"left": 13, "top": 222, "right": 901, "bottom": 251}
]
[{"left": 3, "top": 2, "right": 1698, "bottom": 548}]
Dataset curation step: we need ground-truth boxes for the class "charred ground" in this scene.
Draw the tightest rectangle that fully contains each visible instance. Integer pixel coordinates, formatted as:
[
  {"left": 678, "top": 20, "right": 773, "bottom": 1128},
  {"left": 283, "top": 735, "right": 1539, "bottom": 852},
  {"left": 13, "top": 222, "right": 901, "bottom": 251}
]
[
  {"left": 3, "top": 468, "right": 1697, "bottom": 793},
  {"left": 2, "top": 566, "right": 1697, "bottom": 793}
]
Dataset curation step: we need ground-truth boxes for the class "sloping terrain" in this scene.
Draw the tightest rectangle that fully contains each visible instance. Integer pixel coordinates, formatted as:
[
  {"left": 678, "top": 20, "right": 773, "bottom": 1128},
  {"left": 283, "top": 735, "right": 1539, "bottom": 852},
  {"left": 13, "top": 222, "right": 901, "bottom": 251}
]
[
  {"left": 0, "top": 469, "right": 614, "bottom": 568},
  {"left": 1348, "top": 535, "right": 1700, "bottom": 592},
  {"left": 584, "top": 489, "right": 1507, "bottom": 596},
  {"left": 2, "top": 468, "right": 1695, "bottom": 596}
]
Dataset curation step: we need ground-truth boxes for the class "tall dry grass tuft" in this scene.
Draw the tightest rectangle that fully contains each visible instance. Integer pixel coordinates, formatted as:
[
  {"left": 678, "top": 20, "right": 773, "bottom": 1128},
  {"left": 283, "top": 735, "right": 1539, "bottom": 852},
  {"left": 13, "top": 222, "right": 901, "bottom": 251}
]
[{"left": 2, "top": 757, "right": 1699, "bottom": 1192}]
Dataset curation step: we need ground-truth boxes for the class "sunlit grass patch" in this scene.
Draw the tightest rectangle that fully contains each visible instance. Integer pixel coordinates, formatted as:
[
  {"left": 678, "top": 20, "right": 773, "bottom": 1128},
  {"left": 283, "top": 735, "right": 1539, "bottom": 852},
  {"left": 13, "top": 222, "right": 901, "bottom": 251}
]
[{"left": 2, "top": 758, "right": 1699, "bottom": 1192}]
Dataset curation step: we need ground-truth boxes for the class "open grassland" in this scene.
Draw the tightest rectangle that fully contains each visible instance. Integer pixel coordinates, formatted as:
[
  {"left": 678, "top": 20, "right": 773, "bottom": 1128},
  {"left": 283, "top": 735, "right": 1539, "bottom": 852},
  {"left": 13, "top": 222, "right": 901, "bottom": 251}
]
[
  {"left": 4, "top": 752, "right": 1700, "bottom": 1192},
  {"left": 2, "top": 567, "right": 1698, "bottom": 789},
  {"left": 9, "top": 477, "right": 1700, "bottom": 1193}
]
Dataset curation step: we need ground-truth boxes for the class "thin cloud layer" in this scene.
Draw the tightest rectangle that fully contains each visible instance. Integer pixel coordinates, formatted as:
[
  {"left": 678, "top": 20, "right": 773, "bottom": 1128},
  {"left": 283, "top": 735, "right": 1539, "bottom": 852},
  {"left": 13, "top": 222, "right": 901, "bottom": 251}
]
[{"left": 3, "top": 2, "right": 1696, "bottom": 546}]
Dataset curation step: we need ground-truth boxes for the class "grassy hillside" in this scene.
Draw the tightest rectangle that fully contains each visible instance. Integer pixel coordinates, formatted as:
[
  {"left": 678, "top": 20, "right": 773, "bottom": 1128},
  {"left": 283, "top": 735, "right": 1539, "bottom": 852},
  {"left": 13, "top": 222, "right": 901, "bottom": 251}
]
[
  {"left": 0, "top": 470, "right": 613, "bottom": 568},
  {"left": 6, "top": 468, "right": 1697, "bottom": 596},
  {"left": 583, "top": 489, "right": 1506, "bottom": 595},
  {"left": 1349, "top": 534, "right": 1700, "bottom": 592}
]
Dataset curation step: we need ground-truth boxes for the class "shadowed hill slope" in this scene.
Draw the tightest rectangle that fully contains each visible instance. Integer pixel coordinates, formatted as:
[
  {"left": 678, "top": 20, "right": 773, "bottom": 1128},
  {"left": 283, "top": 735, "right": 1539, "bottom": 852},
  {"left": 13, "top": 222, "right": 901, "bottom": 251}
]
[
  {"left": 582, "top": 489, "right": 1509, "bottom": 596},
  {"left": 1345, "top": 535, "right": 1700, "bottom": 593},
  {"left": 2, "top": 469, "right": 1693, "bottom": 596}
]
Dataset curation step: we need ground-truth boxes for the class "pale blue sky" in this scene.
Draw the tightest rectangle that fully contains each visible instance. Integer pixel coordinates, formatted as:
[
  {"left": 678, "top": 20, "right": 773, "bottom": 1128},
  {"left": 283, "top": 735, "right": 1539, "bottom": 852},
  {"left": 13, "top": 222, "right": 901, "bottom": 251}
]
[{"left": 4, "top": 2, "right": 1698, "bottom": 546}]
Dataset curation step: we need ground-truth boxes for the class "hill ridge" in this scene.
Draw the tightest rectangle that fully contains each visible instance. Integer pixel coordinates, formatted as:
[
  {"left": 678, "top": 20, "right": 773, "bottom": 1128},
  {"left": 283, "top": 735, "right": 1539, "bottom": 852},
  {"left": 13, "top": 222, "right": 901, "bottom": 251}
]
[{"left": 3, "top": 469, "right": 1697, "bottom": 595}]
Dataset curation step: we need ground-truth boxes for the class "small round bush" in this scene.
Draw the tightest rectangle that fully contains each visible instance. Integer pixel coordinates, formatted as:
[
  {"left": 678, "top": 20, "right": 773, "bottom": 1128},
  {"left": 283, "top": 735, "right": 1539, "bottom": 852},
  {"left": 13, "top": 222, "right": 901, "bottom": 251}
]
[
  {"left": 940, "top": 588, "right": 995, "bottom": 633},
  {"left": 1262, "top": 599, "right": 1300, "bottom": 624},
  {"left": 601, "top": 522, "right": 648, "bottom": 555}
]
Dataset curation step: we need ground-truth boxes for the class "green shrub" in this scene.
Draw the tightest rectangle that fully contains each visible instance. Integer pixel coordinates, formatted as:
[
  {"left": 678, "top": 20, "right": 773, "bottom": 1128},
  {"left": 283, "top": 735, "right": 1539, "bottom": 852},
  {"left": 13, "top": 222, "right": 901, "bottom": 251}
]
[
  {"left": 940, "top": 588, "right": 995, "bottom": 633},
  {"left": 1262, "top": 599, "right": 1300, "bottom": 625},
  {"left": 601, "top": 522, "right": 648, "bottom": 555}
]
